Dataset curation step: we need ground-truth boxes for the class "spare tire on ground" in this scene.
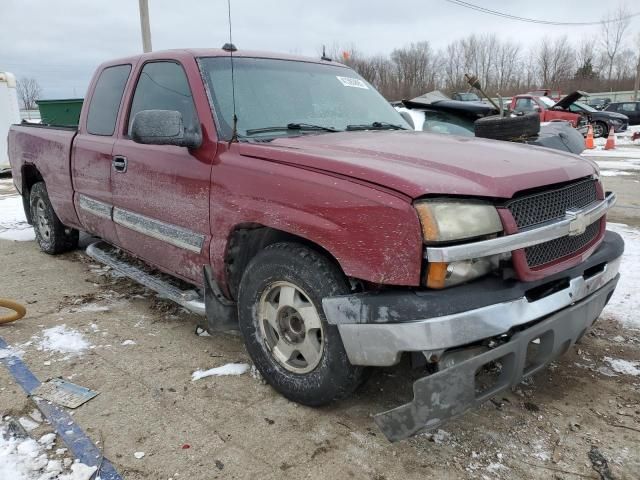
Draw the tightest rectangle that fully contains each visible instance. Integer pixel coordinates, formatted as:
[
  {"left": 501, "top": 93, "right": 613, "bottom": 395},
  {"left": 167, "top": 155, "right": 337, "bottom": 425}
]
[{"left": 474, "top": 112, "right": 540, "bottom": 141}]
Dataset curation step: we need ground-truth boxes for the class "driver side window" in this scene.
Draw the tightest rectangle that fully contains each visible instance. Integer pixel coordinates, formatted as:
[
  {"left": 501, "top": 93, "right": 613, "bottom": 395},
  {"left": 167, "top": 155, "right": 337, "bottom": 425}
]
[{"left": 128, "top": 61, "right": 197, "bottom": 136}]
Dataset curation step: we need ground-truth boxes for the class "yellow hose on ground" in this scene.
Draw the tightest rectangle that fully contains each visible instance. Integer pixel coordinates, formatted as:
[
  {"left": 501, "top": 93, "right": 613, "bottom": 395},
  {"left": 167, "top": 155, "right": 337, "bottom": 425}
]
[{"left": 0, "top": 299, "right": 26, "bottom": 324}]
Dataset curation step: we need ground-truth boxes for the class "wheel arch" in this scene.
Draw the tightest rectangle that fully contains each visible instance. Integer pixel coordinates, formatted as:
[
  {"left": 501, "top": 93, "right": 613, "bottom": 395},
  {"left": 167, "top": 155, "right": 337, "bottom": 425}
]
[
  {"left": 20, "top": 164, "right": 44, "bottom": 224},
  {"left": 222, "top": 224, "right": 344, "bottom": 301}
]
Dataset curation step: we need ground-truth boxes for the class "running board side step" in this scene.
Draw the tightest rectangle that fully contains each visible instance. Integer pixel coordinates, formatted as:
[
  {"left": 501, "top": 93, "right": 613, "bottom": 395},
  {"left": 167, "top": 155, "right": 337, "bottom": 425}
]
[{"left": 86, "top": 241, "right": 206, "bottom": 316}]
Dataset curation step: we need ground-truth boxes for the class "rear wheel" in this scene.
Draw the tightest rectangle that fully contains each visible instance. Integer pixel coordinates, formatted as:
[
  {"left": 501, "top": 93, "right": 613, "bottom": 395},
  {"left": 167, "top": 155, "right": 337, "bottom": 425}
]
[
  {"left": 29, "top": 182, "right": 78, "bottom": 254},
  {"left": 238, "top": 242, "right": 367, "bottom": 406}
]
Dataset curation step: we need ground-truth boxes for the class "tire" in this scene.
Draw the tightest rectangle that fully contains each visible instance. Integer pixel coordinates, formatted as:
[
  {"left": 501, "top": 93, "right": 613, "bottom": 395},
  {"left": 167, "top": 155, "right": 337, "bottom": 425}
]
[
  {"left": 29, "top": 182, "right": 79, "bottom": 254},
  {"left": 238, "top": 242, "right": 367, "bottom": 406},
  {"left": 593, "top": 121, "right": 608, "bottom": 139},
  {"left": 474, "top": 112, "right": 540, "bottom": 141}
]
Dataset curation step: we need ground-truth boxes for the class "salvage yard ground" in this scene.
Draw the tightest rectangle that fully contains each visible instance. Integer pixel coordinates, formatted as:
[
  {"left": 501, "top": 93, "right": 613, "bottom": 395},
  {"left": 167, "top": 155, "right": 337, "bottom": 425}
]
[{"left": 0, "top": 152, "right": 639, "bottom": 479}]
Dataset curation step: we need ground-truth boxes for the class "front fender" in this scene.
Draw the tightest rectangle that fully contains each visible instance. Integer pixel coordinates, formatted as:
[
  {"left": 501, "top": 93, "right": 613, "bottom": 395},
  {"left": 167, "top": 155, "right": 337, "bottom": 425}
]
[{"left": 209, "top": 150, "right": 424, "bottom": 290}]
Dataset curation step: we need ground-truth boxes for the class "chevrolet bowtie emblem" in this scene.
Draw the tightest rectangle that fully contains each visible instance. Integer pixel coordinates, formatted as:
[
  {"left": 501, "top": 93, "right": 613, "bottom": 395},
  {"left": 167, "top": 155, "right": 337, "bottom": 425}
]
[{"left": 566, "top": 209, "right": 588, "bottom": 236}]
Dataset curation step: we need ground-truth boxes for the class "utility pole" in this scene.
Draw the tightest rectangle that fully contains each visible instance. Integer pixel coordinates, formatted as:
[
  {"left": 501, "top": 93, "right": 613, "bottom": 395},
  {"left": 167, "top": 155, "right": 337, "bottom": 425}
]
[{"left": 138, "top": 0, "right": 152, "bottom": 53}]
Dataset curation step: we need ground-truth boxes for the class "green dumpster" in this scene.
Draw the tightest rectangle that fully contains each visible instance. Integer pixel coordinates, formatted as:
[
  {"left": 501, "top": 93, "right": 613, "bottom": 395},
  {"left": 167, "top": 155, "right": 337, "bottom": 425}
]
[{"left": 36, "top": 98, "right": 83, "bottom": 127}]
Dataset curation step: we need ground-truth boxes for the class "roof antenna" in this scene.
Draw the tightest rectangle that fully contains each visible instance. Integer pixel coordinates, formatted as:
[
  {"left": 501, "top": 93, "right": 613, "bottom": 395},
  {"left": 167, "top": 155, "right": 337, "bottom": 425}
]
[
  {"left": 321, "top": 45, "right": 331, "bottom": 62},
  {"left": 224, "top": 0, "right": 238, "bottom": 144}
]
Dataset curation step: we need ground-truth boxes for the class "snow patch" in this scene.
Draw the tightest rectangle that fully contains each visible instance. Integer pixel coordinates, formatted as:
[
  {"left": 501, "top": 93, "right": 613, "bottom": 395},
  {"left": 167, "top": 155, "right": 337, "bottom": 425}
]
[
  {"left": 0, "top": 423, "right": 95, "bottom": 480},
  {"left": 0, "top": 195, "right": 35, "bottom": 241},
  {"left": 192, "top": 363, "right": 250, "bottom": 380},
  {"left": 121, "top": 340, "right": 136, "bottom": 346},
  {"left": 0, "top": 346, "right": 24, "bottom": 359},
  {"left": 18, "top": 417, "right": 39, "bottom": 432},
  {"left": 38, "top": 325, "right": 90, "bottom": 355},
  {"left": 604, "top": 223, "right": 640, "bottom": 330},
  {"left": 599, "top": 169, "right": 633, "bottom": 177},
  {"left": 604, "top": 357, "right": 640, "bottom": 376}
]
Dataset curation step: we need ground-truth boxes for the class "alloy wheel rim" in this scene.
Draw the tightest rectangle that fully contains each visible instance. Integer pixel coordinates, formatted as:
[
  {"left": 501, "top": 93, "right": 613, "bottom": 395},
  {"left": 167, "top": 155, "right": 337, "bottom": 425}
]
[{"left": 258, "top": 281, "right": 324, "bottom": 374}]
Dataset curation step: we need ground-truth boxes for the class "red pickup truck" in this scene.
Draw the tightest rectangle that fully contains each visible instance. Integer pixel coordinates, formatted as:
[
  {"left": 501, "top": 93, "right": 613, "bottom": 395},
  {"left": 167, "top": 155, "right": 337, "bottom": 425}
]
[
  {"left": 8, "top": 49, "right": 623, "bottom": 441},
  {"left": 510, "top": 92, "right": 587, "bottom": 127}
]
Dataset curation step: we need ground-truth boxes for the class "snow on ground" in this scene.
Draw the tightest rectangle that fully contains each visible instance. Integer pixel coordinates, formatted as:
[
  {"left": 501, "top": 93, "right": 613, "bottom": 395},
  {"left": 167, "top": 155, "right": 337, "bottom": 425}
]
[
  {"left": 37, "top": 325, "right": 91, "bottom": 355},
  {"left": 0, "top": 423, "right": 96, "bottom": 480},
  {"left": 583, "top": 147, "right": 640, "bottom": 159},
  {"left": 605, "top": 223, "right": 640, "bottom": 330},
  {"left": 599, "top": 170, "right": 633, "bottom": 177},
  {"left": 192, "top": 363, "right": 250, "bottom": 380},
  {"left": 0, "top": 195, "right": 34, "bottom": 241},
  {"left": 604, "top": 357, "right": 640, "bottom": 376}
]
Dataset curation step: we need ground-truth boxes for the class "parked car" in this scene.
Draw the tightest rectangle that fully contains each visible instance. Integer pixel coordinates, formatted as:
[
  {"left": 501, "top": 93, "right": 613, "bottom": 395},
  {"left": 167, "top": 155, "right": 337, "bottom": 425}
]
[
  {"left": 586, "top": 97, "right": 611, "bottom": 110},
  {"left": 563, "top": 98, "right": 629, "bottom": 137},
  {"left": 397, "top": 96, "right": 585, "bottom": 154},
  {"left": 8, "top": 48, "right": 623, "bottom": 441},
  {"left": 528, "top": 88, "right": 561, "bottom": 101},
  {"left": 451, "top": 91, "right": 481, "bottom": 102},
  {"left": 604, "top": 101, "right": 640, "bottom": 125}
]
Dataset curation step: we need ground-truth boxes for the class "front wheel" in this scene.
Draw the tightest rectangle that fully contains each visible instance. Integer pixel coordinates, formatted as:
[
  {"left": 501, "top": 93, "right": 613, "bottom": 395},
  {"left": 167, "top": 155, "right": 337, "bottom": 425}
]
[
  {"left": 238, "top": 242, "right": 368, "bottom": 406},
  {"left": 593, "top": 122, "right": 608, "bottom": 138},
  {"left": 29, "top": 182, "right": 79, "bottom": 254}
]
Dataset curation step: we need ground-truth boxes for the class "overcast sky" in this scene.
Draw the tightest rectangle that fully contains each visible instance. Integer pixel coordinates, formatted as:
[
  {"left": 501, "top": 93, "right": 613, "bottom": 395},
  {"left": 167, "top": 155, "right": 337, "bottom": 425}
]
[{"left": 0, "top": 0, "right": 637, "bottom": 99}]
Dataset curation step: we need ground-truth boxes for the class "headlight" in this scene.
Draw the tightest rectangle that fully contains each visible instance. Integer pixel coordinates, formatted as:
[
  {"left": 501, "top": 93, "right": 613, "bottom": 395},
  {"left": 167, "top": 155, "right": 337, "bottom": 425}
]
[
  {"left": 415, "top": 200, "right": 505, "bottom": 289},
  {"left": 414, "top": 200, "right": 502, "bottom": 243}
]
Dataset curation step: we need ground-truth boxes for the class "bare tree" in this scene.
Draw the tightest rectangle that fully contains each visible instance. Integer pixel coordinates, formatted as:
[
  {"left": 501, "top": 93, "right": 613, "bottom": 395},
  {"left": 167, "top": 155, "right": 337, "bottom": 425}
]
[
  {"left": 533, "top": 36, "right": 575, "bottom": 88},
  {"left": 16, "top": 77, "right": 42, "bottom": 110},
  {"left": 390, "top": 42, "right": 441, "bottom": 99},
  {"left": 601, "top": 4, "right": 631, "bottom": 83}
]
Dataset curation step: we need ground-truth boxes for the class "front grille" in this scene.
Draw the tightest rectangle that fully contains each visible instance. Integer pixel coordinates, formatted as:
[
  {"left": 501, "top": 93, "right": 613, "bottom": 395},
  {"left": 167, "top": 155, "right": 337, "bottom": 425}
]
[
  {"left": 525, "top": 221, "right": 600, "bottom": 268},
  {"left": 507, "top": 179, "right": 597, "bottom": 229},
  {"left": 507, "top": 179, "right": 600, "bottom": 269}
]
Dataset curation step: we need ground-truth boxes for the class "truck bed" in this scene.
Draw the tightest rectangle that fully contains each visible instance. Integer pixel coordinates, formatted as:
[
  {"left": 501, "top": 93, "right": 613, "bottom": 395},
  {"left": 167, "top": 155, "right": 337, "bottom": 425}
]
[{"left": 8, "top": 123, "right": 78, "bottom": 227}]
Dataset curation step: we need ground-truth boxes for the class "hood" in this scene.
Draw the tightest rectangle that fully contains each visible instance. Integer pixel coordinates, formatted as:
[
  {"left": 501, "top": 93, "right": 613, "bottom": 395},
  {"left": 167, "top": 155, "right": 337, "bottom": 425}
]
[
  {"left": 592, "top": 110, "right": 629, "bottom": 121},
  {"left": 553, "top": 90, "right": 588, "bottom": 109},
  {"left": 237, "top": 131, "right": 596, "bottom": 200}
]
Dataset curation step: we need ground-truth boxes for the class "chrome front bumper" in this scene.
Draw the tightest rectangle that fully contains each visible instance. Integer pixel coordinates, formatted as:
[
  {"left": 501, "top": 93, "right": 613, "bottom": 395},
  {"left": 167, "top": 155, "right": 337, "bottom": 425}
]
[
  {"left": 374, "top": 273, "right": 618, "bottom": 441},
  {"left": 326, "top": 251, "right": 621, "bottom": 367}
]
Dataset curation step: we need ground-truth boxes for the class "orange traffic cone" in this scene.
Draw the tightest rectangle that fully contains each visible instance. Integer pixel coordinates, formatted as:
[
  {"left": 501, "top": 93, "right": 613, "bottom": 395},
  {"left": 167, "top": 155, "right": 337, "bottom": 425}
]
[
  {"left": 604, "top": 126, "right": 616, "bottom": 150},
  {"left": 585, "top": 124, "right": 595, "bottom": 149}
]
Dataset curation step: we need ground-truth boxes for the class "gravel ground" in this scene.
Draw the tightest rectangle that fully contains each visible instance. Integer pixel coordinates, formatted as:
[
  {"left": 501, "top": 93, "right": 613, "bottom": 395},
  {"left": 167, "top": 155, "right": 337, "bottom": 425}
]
[{"left": 0, "top": 166, "right": 639, "bottom": 479}]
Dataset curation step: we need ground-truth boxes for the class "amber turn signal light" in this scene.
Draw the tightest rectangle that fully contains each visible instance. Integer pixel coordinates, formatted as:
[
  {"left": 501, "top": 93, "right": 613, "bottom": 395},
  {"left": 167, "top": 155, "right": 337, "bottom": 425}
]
[{"left": 426, "top": 262, "right": 448, "bottom": 289}]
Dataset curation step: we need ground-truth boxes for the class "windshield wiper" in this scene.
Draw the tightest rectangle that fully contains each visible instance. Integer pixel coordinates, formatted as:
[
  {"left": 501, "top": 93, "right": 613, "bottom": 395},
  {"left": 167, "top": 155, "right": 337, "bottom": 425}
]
[
  {"left": 245, "top": 123, "right": 340, "bottom": 136},
  {"left": 346, "top": 121, "right": 408, "bottom": 131}
]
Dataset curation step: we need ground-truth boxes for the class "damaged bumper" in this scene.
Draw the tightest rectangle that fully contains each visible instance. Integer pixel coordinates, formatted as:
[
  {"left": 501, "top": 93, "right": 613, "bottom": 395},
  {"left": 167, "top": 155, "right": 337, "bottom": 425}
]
[{"left": 322, "top": 231, "right": 623, "bottom": 441}]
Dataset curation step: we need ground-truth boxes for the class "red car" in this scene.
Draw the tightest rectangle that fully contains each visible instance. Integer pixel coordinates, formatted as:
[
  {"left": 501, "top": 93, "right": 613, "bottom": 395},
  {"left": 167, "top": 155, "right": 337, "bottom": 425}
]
[{"left": 8, "top": 49, "right": 623, "bottom": 441}]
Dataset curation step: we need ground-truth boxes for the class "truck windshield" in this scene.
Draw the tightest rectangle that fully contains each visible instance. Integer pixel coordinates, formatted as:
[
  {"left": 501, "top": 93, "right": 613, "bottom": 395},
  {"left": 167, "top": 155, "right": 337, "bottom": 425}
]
[{"left": 198, "top": 57, "right": 408, "bottom": 140}]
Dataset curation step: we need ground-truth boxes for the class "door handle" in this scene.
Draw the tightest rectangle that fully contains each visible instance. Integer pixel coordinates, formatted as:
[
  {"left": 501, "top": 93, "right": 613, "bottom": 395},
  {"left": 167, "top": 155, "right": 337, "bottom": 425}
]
[{"left": 112, "top": 155, "right": 128, "bottom": 173}]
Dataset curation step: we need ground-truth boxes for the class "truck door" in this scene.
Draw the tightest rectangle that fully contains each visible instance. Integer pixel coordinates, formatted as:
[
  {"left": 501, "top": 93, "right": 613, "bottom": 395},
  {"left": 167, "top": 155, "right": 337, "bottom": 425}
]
[
  {"left": 72, "top": 64, "right": 132, "bottom": 244},
  {"left": 110, "top": 60, "right": 213, "bottom": 285}
]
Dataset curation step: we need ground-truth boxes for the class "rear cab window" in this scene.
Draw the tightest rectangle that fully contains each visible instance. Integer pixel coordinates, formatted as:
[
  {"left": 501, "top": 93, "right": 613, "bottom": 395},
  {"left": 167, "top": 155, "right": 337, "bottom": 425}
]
[
  {"left": 86, "top": 64, "right": 132, "bottom": 135},
  {"left": 126, "top": 61, "right": 197, "bottom": 136}
]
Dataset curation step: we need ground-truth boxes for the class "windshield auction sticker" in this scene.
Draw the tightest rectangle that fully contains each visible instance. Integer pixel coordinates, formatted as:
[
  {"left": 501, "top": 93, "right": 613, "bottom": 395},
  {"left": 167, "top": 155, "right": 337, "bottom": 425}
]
[{"left": 336, "top": 76, "right": 369, "bottom": 89}]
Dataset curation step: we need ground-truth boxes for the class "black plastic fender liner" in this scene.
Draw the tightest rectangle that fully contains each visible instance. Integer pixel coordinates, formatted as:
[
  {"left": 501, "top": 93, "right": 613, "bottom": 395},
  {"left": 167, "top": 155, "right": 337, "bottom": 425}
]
[{"left": 203, "top": 266, "right": 238, "bottom": 332}]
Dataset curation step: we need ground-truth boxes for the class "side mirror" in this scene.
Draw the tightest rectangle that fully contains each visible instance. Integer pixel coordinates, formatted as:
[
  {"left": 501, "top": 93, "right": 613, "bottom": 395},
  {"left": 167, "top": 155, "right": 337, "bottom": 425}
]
[{"left": 131, "top": 110, "right": 202, "bottom": 149}]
